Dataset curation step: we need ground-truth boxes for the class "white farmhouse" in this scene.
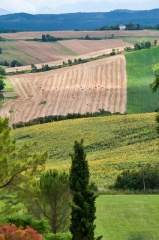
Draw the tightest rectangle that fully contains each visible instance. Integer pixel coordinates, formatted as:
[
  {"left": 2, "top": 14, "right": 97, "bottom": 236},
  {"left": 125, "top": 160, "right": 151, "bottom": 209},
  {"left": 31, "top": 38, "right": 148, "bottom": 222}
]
[{"left": 119, "top": 24, "right": 126, "bottom": 30}]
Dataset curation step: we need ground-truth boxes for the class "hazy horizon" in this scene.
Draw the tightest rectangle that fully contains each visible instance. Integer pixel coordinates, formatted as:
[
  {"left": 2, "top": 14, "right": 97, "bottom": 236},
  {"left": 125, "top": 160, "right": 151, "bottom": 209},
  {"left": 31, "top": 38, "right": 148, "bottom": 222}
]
[{"left": 0, "top": 0, "right": 158, "bottom": 14}]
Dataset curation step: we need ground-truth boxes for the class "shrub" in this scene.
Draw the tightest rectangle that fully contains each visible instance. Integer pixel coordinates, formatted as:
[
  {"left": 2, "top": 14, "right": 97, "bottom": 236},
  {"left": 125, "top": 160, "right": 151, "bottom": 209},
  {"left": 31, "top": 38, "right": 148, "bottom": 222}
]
[
  {"left": 43, "top": 232, "right": 71, "bottom": 240},
  {"left": 0, "top": 224, "right": 42, "bottom": 240},
  {"left": 112, "top": 164, "right": 159, "bottom": 191},
  {"left": 6, "top": 215, "right": 50, "bottom": 234}
]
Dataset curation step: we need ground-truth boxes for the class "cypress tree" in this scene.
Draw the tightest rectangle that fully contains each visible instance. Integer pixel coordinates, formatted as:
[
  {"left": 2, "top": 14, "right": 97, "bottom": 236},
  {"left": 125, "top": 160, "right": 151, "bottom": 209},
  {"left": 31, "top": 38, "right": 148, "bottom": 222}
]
[{"left": 69, "top": 139, "right": 102, "bottom": 240}]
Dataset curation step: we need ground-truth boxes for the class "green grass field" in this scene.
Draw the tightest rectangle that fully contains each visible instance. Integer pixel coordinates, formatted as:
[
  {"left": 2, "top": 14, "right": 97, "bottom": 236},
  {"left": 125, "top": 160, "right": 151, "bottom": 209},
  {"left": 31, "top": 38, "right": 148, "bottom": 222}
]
[
  {"left": 3, "top": 78, "right": 14, "bottom": 91},
  {"left": 11, "top": 113, "right": 159, "bottom": 186},
  {"left": 125, "top": 46, "right": 159, "bottom": 113},
  {"left": 118, "top": 36, "right": 159, "bottom": 45},
  {"left": 95, "top": 195, "right": 159, "bottom": 240}
]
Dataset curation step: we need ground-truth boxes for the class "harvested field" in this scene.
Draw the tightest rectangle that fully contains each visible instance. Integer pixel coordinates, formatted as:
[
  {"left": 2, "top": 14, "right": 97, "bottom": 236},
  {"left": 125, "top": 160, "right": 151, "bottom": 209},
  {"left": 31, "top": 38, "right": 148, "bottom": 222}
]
[
  {"left": 1, "top": 30, "right": 159, "bottom": 39},
  {"left": 0, "top": 41, "right": 77, "bottom": 65},
  {"left": 59, "top": 39, "right": 133, "bottom": 55},
  {"left": 0, "top": 55, "right": 127, "bottom": 125},
  {"left": 6, "top": 47, "right": 129, "bottom": 73}
]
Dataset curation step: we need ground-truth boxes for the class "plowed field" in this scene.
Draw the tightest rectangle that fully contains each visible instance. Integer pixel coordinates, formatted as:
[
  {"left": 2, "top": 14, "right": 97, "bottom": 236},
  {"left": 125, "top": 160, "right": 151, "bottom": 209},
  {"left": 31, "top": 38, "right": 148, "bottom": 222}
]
[
  {"left": 59, "top": 39, "right": 132, "bottom": 55},
  {"left": 1, "top": 30, "right": 159, "bottom": 39},
  {"left": 0, "top": 55, "right": 127, "bottom": 125},
  {"left": 0, "top": 41, "right": 77, "bottom": 65}
]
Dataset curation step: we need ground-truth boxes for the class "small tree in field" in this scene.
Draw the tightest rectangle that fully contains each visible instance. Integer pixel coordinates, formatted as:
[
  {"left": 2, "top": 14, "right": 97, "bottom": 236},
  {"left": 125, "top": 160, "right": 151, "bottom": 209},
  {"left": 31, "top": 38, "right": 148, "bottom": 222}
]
[
  {"left": 0, "top": 78, "right": 5, "bottom": 91},
  {"left": 69, "top": 140, "right": 102, "bottom": 240},
  {"left": 154, "top": 40, "right": 157, "bottom": 46}
]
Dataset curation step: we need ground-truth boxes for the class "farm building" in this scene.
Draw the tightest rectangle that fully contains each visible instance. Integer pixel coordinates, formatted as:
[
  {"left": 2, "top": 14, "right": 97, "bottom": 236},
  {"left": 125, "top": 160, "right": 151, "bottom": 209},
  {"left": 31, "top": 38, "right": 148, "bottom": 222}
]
[{"left": 119, "top": 24, "right": 126, "bottom": 30}]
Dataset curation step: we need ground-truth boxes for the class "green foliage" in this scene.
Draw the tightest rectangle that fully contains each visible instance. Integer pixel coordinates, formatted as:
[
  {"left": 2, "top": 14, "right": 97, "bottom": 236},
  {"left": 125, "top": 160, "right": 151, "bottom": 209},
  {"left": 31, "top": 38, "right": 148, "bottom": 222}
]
[
  {"left": 154, "top": 39, "right": 157, "bottom": 46},
  {"left": 0, "top": 47, "right": 2, "bottom": 54},
  {"left": 112, "top": 163, "right": 159, "bottom": 190},
  {"left": 0, "top": 117, "right": 47, "bottom": 193},
  {"left": 22, "top": 169, "right": 71, "bottom": 234},
  {"left": 134, "top": 41, "right": 151, "bottom": 50},
  {"left": 43, "top": 232, "right": 71, "bottom": 240},
  {"left": 125, "top": 22, "right": 143, "bottom": 30},
  {"left": 69, "top": 140, "right": 102, "bottom": 240},
  {"left": 110, "top": 49, "right": 116, "bottom": 56},
  {"left": 150, "top": 74, "right": 159, "bottom": 93},
  {"left": 5, "top": 214, "right": 50, "bottom": 234},
  {"left": 10, "top": 60, "right": 22, "bottom": 67},
  {"left": 0, "top": 79, "right": 5, "bottom": 91},
  {"left": 42, "top": 34, "right": 63, "bottom": 42},
  {"left": 0, "top": 67, "right": 6, "bottom": 76}
]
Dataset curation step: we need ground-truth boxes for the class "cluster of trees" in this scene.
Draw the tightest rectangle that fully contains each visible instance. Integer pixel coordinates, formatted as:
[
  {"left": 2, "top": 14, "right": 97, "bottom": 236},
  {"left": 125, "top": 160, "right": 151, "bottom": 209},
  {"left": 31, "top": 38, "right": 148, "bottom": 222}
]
[
  {"left": 12, "top": 110, "right": 122, "bottom": 129},
  {"left": 42, "top": 34, "right": 63, "bottom": 42},
  {"left": 111, "top": 164, "right": 159, "bottom": 191},
  {"left": 0, "top": 60, "right": 22, "bottom": 67},
  {"left": 96, "top": 24, "right": 120, "bottom": 30},
  {"left": 0, "top": 117, "right": 101, "bottom": 239},
  {"left": 134, "top": 41, "right": 152, "bottom": 50},
  {"left": 144, "top": 24, "right": 159, "bottom": 30},
  {"left": 125, "top": 23, "right": 143, "bottom": 30}
]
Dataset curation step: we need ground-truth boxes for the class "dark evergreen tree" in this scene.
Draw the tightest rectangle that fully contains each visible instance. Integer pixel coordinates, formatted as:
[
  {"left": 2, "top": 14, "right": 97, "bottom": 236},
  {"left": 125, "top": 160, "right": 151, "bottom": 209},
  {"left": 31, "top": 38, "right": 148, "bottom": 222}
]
[{"left": 69, "top": 139, "right": 102, "bottom": 240}]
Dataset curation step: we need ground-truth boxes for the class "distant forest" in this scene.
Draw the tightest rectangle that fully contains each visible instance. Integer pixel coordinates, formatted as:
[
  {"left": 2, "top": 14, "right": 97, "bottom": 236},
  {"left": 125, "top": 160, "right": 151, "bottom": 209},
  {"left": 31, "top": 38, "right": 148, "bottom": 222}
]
[{"left": 0, "top": 9, "right": 159, "bottom": 31}]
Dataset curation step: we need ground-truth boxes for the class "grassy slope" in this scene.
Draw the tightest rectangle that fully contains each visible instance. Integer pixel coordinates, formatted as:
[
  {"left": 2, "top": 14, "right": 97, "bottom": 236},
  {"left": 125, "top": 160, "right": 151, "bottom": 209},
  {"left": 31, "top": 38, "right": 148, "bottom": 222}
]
[
  {"left": 118, "top": 36, "right": 159, "bottom": 45},
  {"left": 0, "top": 41, "right": 77, "bottom": 65},
  {"left": 95, "top": 195, "right": 159, "bottom": 240},
  {"left": 125, "top": 46, "right": 159, "bottom": 113},
  {"left": 11, "top": 113, "right": 159, "bottom": 186}
]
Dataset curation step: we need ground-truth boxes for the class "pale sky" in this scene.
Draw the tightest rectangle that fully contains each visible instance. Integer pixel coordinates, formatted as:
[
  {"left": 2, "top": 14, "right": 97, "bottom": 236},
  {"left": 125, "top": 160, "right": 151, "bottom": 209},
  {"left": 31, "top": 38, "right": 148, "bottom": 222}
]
[{"left": 0, "top": 0, "right": 158, "bottom": 14}]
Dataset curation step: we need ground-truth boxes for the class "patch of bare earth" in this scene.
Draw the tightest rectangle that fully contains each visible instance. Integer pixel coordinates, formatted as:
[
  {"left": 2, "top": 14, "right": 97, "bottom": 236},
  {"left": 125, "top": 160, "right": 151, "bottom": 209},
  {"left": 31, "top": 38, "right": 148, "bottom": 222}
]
[
  {"left": 1, "top": 30, "right": 159, "bottom": 39},
  {"left": 0, "top": 55, "right": 127, "bottom": 125}
]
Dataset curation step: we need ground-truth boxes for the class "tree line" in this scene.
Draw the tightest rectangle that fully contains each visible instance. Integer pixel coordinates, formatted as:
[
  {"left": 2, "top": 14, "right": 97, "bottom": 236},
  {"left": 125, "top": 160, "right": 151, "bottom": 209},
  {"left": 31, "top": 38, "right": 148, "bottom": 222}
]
[{"left": 12, "top": 110, "right": 122, "bottom": 129}]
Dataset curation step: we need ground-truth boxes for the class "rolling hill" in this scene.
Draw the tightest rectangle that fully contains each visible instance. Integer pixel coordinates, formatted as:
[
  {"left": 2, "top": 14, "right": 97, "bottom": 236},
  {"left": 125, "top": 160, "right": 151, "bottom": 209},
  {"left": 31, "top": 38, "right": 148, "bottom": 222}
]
[{"left": 0, "top": 9, "right": 159, "bottom": 30}]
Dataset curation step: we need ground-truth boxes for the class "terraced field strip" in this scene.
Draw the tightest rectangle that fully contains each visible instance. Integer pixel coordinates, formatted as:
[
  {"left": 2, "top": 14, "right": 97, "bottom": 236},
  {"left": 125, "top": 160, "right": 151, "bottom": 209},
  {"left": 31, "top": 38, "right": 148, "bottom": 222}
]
[
  {"left": 1, "top": 30, "right": 159, "bottom": 39},
  {"left": 0, "top": 41, "right": 77, "bottom": 65},
  {"left": 59, "top": 39, "right": 133, "bottom": 55},
  {"left": 0, "top": 55, "right": 127, "bottom": 125},
  {"left": 6, "top": 47, "right": 126, "bottom": 73}
]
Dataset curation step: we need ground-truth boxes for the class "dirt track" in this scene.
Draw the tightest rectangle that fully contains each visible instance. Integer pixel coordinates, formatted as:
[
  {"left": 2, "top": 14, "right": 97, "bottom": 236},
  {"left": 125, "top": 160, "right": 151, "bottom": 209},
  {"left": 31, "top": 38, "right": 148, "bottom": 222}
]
[{"left": 0, "top": 55, "right": 127, "bottom": 125}]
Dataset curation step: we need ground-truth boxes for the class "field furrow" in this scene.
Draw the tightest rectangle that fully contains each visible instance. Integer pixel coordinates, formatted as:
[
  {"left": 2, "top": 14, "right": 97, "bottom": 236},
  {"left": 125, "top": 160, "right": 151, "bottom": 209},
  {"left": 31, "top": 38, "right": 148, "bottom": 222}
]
[
  {"left": 0, "top": 55, "right": 127, "bottom": 125},
  {"left": 59, "top": 39, "right": 132, "bottom": 55}
]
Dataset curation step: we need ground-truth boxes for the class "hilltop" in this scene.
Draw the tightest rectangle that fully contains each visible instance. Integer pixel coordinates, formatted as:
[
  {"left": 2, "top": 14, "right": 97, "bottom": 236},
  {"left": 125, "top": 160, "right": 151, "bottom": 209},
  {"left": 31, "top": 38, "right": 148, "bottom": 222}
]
[{"left": 0, "top": 9, "right": 159, "bottom": 30}]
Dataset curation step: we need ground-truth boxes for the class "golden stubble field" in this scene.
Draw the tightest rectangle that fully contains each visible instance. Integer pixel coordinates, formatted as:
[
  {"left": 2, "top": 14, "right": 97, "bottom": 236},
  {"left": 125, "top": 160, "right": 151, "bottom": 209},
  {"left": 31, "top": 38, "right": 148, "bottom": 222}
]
[
  {"left": 6, "top": 39, "right": 132, "bottom": 73},
  {"left": 1, "top": 30, "right": 159, "bottom": 39},
  {"left": 0, "top": 55, "right": 127, "bottom": 125},
  {"left": 59, "top": 39, "right": 132, "bottom": 54}
]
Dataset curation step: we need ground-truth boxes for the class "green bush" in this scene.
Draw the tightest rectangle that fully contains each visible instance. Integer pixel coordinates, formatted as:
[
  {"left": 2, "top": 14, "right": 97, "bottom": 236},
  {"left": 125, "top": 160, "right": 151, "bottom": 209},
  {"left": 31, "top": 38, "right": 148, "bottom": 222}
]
[
  {"left": 43, "top": 233, "right": 71, "bottom": 240},
  {"left": 6, "top": 214, "right": 50, "bottom": 234},
  {"left": 112, "top": 163, "right": 159, "bottom": 190}
]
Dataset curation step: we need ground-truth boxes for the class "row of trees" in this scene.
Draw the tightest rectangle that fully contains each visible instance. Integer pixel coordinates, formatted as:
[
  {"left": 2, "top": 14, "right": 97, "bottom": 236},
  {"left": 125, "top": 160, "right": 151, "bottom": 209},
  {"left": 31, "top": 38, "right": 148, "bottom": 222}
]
[
  {"left": 0, "top": 117, "right": 101, "bottom": 239},
  {"left": 12, "top": 110, "right": 121, "bottom": 129}
]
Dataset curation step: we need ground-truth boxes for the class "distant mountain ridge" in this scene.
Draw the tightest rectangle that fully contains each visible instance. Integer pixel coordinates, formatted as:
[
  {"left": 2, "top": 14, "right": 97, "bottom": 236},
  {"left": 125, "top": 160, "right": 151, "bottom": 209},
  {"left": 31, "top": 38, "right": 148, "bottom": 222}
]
[
  {"left": 0, "top": 9, "right": 159, "bottom": 31},
  {"left": 0, "top": 8, "right": 9, "bottom": 15}
]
